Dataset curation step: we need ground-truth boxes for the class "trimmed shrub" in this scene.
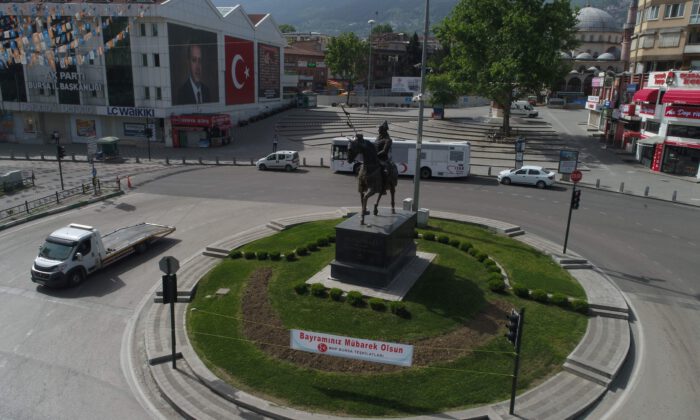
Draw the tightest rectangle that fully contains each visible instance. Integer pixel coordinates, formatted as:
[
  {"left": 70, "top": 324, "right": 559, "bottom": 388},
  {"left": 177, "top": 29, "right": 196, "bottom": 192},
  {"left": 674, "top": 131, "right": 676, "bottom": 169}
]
[
  {"left": 257, "top": 251, "right": 268, "bottom": 260},
  {"left": 468, "top": 247, "right": 479, "bottom": 257},
  {"left": 368, "top": 298, "right": 387, "bottom": 311},
  {"left": 437, "top": 235, "right": 450, "bottom": 244},
  {"left": 531, "top": 289, "right": 549, "bottom": 303},
  {"left": 327, "top": 235, "right": 336, "bottom": 243},
  {"left": 270, "top": 251, "right": 281, "bottom": 261},
  {"left": 389, "top": 301, "right": 411, "bottom": 318},
  {"left": 307, "top": 243, "right": 319, "bottom": 252},
  {"left": 488, "top": 272, "right": 503, "bottom": 282},
  {"left": 310, "top": 283, "right": 326, "bottom": 297},
  {"left": 424, "top": 232, "right": 436, "bottom": 241},
  {"left": 460, "top": 242, "right": 473, "bottom": 252},
  {"left": 483, "top": 258, "right": 497, "bottom": 267},
  {"left": 488, "top": 279, "right": 506, "bottom": 293},
  {"left": 244, "top": 251, "right": 256, "bottom": 260},
  {"left": 317, "top": 238, "right": 329, "bottom": 247},
  {"left": 513, "top": 285, "right": 530, "bottom": 298},
  {"left": 487, "top": 265, "right": 502, "bottom": 273},
  {"left": 346, "top": 291, "right": 364, "bottom": 307},
  {"left": 296, "top": 246, "right": 308, "bottom": 256},
  {"left": 449, "top": 239, "right": 460, "bottom": 248},
  {"left": 293, "top": 283, "right": 308, "bottom": 295},
  {"left": 571, "top": 299, "right": 589, "bottom": 314},
  {"left": 229, "top": 250, "right": 242, "bottom": 259},
  {"left": 285, "top": 251, "right": 297, "bottom": 262},
  {"left": 550, "top": 293, "right": 569, "bottom": 307},
  {"left": 329, "top": 288, "right": 343, "bottom": 301},
  {"left": 476, "top": 252, "right": 488, "bottom": 262}
]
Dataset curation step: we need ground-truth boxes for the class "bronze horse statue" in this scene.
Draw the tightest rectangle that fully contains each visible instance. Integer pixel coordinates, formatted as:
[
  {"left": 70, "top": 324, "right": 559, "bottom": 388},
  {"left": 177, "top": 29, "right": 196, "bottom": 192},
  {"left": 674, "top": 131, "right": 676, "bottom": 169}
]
[{"left": 347, "top": 135, "right": 398, "bottom": 225}]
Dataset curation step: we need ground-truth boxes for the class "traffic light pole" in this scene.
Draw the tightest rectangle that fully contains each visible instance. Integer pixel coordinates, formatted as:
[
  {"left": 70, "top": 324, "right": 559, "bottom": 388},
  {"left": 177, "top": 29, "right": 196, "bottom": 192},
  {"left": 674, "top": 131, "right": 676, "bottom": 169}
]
[
  {"left": 563, "top": 184, "right": 576, "bottom": 254},
  {"left": 55, "top": 136, "right": 65, "bottom": 191},
  {"left": 509, "top": 307, "right": 525, "bottom": 415}
]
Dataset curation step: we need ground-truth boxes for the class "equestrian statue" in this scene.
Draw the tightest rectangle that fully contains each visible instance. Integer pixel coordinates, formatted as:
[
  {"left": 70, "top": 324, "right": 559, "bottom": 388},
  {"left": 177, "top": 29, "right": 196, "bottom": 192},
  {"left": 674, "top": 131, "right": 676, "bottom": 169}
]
[{"left": 346, "top": 120, "right": 398, "bottom": 225}]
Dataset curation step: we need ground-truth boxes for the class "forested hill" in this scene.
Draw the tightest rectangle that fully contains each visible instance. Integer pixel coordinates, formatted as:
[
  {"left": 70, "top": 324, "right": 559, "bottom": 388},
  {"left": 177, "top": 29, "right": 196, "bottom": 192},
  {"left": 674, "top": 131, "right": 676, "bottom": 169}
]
[{"left": 213, "top": 0, "right": 630, "bottom": 36}]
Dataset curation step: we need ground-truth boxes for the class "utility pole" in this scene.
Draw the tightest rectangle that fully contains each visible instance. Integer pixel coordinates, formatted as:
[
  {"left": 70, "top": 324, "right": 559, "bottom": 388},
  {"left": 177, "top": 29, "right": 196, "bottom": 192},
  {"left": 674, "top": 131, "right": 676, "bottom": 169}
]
[
  {"left": 366, "top": 19, "right": 375, "bottom": 114},
  {"left": 412, "top": 0, "right": 430, "bottom": 211}
]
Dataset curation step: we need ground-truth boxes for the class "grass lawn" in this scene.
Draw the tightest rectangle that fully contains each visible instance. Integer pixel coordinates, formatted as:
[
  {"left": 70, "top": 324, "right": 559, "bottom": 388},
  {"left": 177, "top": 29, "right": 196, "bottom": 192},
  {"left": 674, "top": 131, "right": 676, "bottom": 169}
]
[{"left": 187, "top": 218, "right": 588, "bottom": 416}]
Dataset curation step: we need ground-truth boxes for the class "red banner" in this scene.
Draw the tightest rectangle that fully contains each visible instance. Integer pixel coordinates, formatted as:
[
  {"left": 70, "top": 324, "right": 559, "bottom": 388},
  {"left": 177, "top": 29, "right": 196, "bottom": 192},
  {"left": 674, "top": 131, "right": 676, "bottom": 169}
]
[
  {"left": 651, "top": 143, "right": 664, "bottom": 172},
  {"left": 171, "top": 114, "right": 231, "bottom": 128},
  {"left": 225, "top": 36, "right": 255, "bottom": 105}
]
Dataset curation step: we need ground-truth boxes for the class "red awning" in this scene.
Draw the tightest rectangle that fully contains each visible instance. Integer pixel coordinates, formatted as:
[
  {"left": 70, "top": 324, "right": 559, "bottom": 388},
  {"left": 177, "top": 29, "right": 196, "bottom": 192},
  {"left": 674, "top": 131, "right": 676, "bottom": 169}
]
[
  {"left": 632, "top": 88, "right": 658, "bottom": 103},
  {"left": 661, "top": 89, "right": 700, "bottom": 105}
]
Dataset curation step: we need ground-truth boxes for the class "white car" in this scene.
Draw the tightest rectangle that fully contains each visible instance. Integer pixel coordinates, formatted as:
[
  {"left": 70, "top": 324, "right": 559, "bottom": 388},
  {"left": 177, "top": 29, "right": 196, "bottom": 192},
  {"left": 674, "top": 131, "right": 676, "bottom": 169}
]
[
  {"left": 256, "top": 151, "right": 300, "bottom": 172},
  {"left": 498, "top": 165, "right": 556, "bottom": 188}
]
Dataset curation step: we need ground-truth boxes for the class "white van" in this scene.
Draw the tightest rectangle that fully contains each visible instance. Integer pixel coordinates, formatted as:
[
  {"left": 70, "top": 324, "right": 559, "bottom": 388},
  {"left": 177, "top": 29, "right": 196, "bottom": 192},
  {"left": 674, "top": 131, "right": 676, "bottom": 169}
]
[
  {"left": 256, "top": 151, "right": 300, "bottom": 171},
  {"left": 511, "top": 101, "right": 538, "bottom": 117}
]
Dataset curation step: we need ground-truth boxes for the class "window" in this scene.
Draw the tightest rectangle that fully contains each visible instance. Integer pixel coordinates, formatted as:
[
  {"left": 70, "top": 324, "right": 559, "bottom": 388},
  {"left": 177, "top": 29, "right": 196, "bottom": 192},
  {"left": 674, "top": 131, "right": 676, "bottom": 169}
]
[
  {"left": 449, "top": 151, "right": 463, "bottom": 162},
  {"left": 636, "top": 10, "right": 642, "bottom": 24},
  {"left": 153, "top": 53, "right": 160, "bottom": 67},
  {"left": 668, "top": 124, "right": 700, "bottom": 139},
  {"left": 156, "top": 87, "right": 162, "bottom": 100},
  {"left": 640, "top": 34, "right": 656, "bottom": 49},
  {"left": 332, "top": 144, "right": 348, "bottom": 160},
  {"left": 528, "top": 169, "right": 541, "bottom": 175},
  {"left": 151, "top": 23, "right": 158, "bottom": 36},
  {"left": 144, "top": 87, "right": 150, "bottom": 100},
  {"left": 660, "top": 32, "right": 681, "bottom": 48},
  {"left": 140, "top": 23, "right": 146, "bottom": 36},
  {"left": 689, "top": 29, "right": 700, "bottom": 44},
  {"left": 665, "top": 3, "right": 685, "bottom": 19},
  {"left": 515, "top": 169, "right": 527, "bottom": 175},
  {"left": 644, "top": 120, "right": 661, "bottom": 134},
  {"left": 692, "top": 0, "right": 700, "bottom": 24},
  {"left": 76, "top": 239, "right": 91, "bottom": 256},
  {"left": 647, "top": 5, "right": 660, "bottom": 20},
  {"left": 142, "top": 54, "right": 148, "bottom": 66}
]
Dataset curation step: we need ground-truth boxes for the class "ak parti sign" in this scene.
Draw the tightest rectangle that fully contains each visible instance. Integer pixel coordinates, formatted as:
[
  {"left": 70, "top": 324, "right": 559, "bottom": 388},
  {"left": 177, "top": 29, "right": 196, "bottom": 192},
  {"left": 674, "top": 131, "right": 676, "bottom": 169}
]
[{"left": 664, "top": 105, "right": 700, "bottom": 119}]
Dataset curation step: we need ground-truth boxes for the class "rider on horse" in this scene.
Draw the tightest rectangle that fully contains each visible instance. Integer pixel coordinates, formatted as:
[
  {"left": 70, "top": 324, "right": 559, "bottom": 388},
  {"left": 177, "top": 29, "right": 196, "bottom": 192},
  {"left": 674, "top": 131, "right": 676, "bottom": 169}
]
[{"left": 375, "top": 121, "right": 393, "bottom": 183}]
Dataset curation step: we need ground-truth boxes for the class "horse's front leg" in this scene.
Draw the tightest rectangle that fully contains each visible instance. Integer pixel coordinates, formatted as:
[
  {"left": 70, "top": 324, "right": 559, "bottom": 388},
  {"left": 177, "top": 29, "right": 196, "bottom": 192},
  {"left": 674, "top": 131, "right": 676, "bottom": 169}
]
[
  {"left": 360, "top": 193, "right": 367, "bottom": 224},
  {"left": 373, "top": 192, "right": 383, "bottom": 216},
  {"left": 390, "top": 187, "right": 395, "bottom": 214}
]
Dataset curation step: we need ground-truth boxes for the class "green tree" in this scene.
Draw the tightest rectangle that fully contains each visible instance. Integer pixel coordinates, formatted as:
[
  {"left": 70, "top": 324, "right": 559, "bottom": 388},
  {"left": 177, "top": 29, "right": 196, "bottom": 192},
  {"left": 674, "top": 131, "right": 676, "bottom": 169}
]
[
  {"left": 435, "top": 0, "right": 578, "bottom": 135},
  {"left": 426, "top": 73, "right": 459, "bottom": 116},
  {"left": 278, "top": 24, "right": 296, "bottom": 33},
  {"left": 325, "top": 32, "right": 368, "bottom": 105},
  {"left": 372, "top": 23, "right": 393, "bottom": 34}
]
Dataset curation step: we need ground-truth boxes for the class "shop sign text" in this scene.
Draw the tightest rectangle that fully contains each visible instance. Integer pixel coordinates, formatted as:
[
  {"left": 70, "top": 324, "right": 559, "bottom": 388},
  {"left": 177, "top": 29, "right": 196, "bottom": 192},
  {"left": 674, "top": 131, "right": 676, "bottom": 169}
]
[
  {"left": 106, "top": 106, "right": 156, "bottom": 118},
  {"left": 664, "top": 105, "right": 700, "bottom": 119},
  {"left": 640, "top": 104, "right": 656, "bottom": 115}
]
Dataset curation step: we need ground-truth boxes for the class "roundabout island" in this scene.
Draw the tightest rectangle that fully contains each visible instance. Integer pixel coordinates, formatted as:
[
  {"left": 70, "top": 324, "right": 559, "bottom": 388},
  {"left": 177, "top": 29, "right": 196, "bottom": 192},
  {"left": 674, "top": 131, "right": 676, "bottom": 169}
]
[{"left": 144, "top": 208, "right": 631, "bottom": 419}]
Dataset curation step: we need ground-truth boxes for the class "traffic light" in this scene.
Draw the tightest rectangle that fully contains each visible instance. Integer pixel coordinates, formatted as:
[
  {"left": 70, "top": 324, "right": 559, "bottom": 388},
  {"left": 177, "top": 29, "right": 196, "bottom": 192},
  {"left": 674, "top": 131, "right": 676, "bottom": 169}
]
[
  {"left": 57, "top": 145, "right": 66, "bottom": 160},
  {"left": 505, "top": 309, "right": 521, "bottom": 346},
  {"left": 571, "top": 189, "right": 582, "bottom": 210}
]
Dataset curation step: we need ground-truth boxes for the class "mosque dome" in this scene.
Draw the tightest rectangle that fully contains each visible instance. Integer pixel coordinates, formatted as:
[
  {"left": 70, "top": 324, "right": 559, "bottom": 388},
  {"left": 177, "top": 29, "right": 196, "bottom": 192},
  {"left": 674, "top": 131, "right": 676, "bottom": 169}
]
[
  {"left": 575, "top": 7, "right": 620, "bottom": 32},
  {"left": 597, "top": 52, "right": 615, "bottom": 61},
  {"left": 575, "top": 52, "right": 594, "bottom": 60}
]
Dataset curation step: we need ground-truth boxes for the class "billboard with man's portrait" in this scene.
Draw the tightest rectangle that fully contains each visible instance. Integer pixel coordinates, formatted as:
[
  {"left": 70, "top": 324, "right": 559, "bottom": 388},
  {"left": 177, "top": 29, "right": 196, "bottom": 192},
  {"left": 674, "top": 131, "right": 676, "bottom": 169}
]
[
  {"left": 168, "top": 23, "right": 219, "bottom": 105},
  {"left": 258, "top": 43, "right": 280, "bottom": 100}
]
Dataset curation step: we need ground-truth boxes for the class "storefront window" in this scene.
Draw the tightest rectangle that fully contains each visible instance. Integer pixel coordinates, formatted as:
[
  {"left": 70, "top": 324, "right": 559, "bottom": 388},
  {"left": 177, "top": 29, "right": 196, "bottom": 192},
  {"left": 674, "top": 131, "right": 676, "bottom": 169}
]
[
  {"left": 644, "top": 120, "right": 661, "bottom": 133},
  {"left": 667, "top": 124, "right": 700, "bottom": 140},
  {"left": 662, "top": 146, "right": 700, "bottom": 176}
]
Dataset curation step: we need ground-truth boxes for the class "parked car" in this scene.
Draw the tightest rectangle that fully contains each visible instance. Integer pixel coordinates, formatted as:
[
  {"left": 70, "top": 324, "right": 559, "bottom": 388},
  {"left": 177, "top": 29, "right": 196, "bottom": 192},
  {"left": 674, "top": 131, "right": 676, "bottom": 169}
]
[
  {"left": 256, "top": 151, "right": 300, "bottom": 172},
  {"left": 510, "top": 101, "right": 538, "bottom": 117},
  {"left": 497, "top": 165, "right": 556, "bottom": 188}
]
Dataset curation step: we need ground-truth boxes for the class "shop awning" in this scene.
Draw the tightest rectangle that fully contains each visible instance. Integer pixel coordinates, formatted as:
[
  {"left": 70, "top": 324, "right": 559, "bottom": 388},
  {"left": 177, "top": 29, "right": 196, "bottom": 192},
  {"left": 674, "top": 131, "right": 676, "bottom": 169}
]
[
  {"left": 632, "top": 88, "right": 658, "bottom": 103},
  {"left": 661, "top": 89, "right": 700, "bottom": 105},
  {"left": 637, "top": 135, "right": 664, "bottom": 146}
]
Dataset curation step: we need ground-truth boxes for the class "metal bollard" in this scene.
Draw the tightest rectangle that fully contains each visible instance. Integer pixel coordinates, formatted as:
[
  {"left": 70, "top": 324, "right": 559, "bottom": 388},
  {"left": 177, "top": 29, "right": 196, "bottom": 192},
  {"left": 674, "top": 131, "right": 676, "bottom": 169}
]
[
  {"left": 216, "top": 157, "right": 220, "bottom": 165},
  {"left": 595, "top": 179, "right": 600, "bottom": 189},
  {"left": 25, "top": 152, "right": 29, "bottom": 160},
  {"left": 82, "top": 184, "right": 86, "bottom": 194},
  {"left": 41, "top": 153, "right": 45, "bottom": 160},
  {"left": 71, "top": 154, "right": 76, "bottom": 161},
  {"left": 488, "top": 166, "right": 492, "bottom": 176},
  {"left": 136, "top": 156, "right": 140, "bottom": 163},
  {"left": 233, "top": 157, "right": 237, "bottom": 165},
  {"left": 182, "top": 157, "right": 186, "bottom": 164},
  {"left": 25, "top": 200, "right": 29, "bottom": 214},
  {"left": 320, "top": 157, "right": 324, "bottom": 167},
  {"left": 55, "top": 191, "right": 59, "bottom": 204},
  {"left": 10, "top": 150, "right": 14, "bottom": 159},
  {"left": 619, "top": 182, "right": 624, "bottom": 192},
  {"left": 303, "top": 157, "right": 307, "bottom": 166},
  {"left": 199, "top": 157, "right": 203, "bottom": 164},
  {"left": 672, "top": 190, "right": 677, "bottom": 201},
  {"left": 644, "top": 186, "right": 650, "bottom": 197},
  {"left": 165, "top": 157, "right": 170, "bottom": 165}
]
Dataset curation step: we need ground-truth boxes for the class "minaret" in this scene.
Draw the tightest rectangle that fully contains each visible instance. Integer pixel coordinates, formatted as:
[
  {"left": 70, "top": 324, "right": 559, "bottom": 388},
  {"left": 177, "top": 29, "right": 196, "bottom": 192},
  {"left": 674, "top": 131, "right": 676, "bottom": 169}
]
[{"left": 621, "top": 1, "right": 638, "bottom": 71}]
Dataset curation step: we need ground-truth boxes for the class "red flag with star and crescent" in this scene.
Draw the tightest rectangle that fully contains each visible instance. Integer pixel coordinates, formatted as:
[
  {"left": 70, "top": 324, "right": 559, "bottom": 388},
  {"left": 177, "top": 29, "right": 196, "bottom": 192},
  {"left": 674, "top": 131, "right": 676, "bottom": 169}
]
[{"left": 225, "top": 36, "right": 255, "bottom": 105}]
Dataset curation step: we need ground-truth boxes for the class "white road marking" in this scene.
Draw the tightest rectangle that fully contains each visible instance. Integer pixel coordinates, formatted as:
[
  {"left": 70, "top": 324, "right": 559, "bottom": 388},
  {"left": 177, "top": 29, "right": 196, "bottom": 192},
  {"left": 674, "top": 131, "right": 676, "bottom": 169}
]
[
  {"left": 689, "top": 242, "right": 697, "bottom": 247},
  {"left": 652, "top": 228, "right": 662, "bottom": 233}
]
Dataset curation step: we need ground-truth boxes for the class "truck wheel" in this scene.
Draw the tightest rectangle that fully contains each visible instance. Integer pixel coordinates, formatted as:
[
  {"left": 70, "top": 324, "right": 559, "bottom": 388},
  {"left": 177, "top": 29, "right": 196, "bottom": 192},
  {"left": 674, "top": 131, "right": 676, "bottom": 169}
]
[
  {"left": 67, "top": 269, "right": 85, "bottom": 287},
  {"left": 285, "top": 164, "right": 293, "bottom": 172},
  {"left": 501, "top": 177, "right": 512, "bottom": 185},
  {"left": 536, "top": 180, "right": 546, "bottom": 189},
  {"left": 420, "top": 167, "right": 432, "bottom": 179},
  {"left": 259, "top": 164, "right": 267, "bottom": 171}
]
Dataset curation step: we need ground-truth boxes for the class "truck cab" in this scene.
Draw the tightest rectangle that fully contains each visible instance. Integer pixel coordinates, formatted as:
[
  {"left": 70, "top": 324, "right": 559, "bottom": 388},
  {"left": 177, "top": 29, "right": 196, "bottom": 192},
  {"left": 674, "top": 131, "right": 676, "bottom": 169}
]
[{"left": 32, "top": 224, "right": 104, "bottom": 287}]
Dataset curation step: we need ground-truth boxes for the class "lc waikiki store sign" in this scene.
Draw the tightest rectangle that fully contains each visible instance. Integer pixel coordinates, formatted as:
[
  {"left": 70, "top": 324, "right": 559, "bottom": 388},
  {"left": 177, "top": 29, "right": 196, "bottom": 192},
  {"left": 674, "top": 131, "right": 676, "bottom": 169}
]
[{"left": 290, "top": 329, "right": 413, "bottom": 367}]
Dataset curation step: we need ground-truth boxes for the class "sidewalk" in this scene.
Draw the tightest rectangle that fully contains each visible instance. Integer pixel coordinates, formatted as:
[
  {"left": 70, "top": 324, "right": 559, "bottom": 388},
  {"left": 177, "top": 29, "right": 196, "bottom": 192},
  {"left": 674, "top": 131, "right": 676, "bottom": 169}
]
[{"left": 142, "top": 208, "right": 631, "bottom": 420}]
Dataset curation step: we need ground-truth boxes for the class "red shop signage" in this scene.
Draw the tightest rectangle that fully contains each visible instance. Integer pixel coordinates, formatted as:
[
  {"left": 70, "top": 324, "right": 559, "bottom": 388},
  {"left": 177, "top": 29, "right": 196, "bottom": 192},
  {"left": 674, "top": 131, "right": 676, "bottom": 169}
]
[
  {"left": 639, "top": 104, "right": 656, "bottom": 115},
  {"left": 664, "top": 105, "right": 700, "bottom": 119},
  {"left": 171, "top": 114, "right": 232, "bottom": 128}
]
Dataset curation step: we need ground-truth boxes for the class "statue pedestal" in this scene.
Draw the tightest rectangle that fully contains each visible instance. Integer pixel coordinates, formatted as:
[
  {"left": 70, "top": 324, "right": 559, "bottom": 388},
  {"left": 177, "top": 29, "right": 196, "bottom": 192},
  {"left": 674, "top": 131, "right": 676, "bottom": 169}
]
[{"left": 331, "top": 210, "right": 417, "bottom": 287}]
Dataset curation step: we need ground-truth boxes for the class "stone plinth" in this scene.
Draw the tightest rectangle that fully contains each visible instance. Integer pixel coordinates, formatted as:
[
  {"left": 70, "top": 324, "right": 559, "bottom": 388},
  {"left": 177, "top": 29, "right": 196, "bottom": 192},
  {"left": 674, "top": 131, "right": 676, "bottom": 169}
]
[{"left": 331, "top": 210, "right": 416, "bottom": 286}]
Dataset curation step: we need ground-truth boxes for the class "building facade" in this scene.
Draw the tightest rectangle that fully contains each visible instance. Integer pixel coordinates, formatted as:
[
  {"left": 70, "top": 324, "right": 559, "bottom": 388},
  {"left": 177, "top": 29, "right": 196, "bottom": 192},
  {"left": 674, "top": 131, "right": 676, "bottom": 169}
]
[{"left": 0, "top": 0, "right": 286, "bottom": 148}]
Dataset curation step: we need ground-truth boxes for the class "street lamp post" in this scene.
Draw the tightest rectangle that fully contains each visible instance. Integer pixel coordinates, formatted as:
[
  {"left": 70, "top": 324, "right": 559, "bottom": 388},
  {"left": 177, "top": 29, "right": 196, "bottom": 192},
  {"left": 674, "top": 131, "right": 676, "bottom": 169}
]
[
  {"left": 366, "top": 19, "right": 375, "bottom": 114},
  {"left": 412, "top": 0, "right": 430, "bottom": 211}
]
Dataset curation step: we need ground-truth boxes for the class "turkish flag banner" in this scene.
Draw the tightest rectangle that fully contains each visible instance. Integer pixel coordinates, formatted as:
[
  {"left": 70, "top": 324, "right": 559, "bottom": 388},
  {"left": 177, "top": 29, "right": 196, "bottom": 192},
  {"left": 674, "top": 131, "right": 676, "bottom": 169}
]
[{"left": 225, "top": 36, "right": 255, "bottom": 105}]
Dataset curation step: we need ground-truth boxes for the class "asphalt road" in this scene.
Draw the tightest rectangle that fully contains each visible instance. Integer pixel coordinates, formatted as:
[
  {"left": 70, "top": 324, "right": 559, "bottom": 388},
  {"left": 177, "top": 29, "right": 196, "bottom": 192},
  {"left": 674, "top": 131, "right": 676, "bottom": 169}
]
[{"left": 1, "top": 164, "right": 699, "bottom": 419}]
